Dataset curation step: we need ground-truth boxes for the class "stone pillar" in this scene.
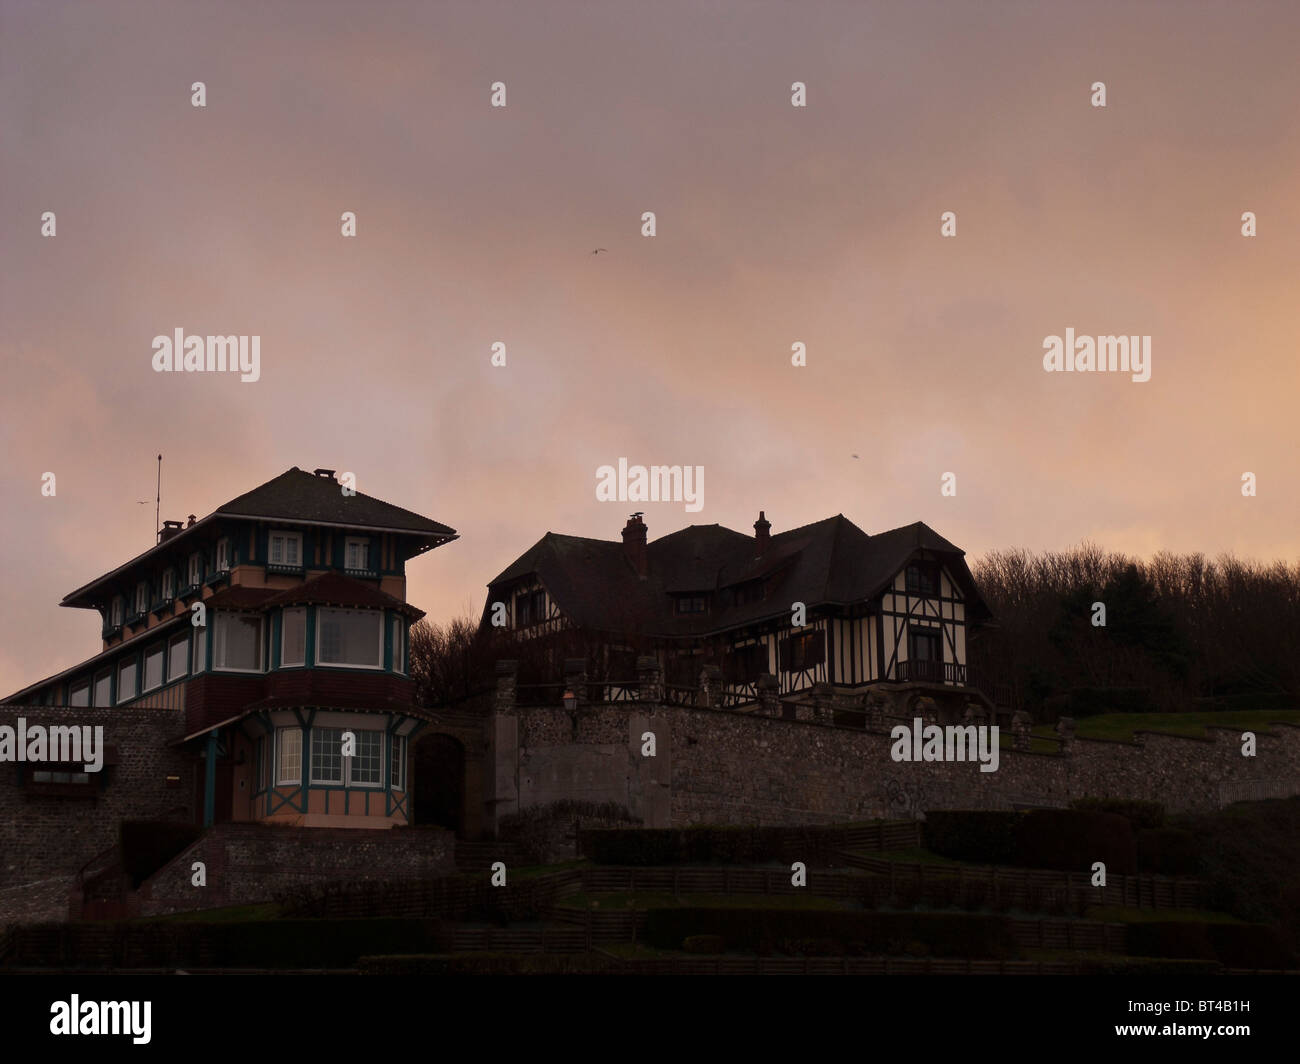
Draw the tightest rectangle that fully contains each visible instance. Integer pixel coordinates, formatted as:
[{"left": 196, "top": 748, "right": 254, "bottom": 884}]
[
  {"left": 866, "top": 689, "right": 889, "bottom": 731},
  {"left": 636, "top": 656, "right": 663, "bottom": 704},
  {"left": 810, "top": 682, "right": 836, "bottom": 723},
  {"left": 494, "top": 660, "right": 518, "bottom": 713},
  {"left": 757, "top": 673, "right": 780, "bottom": 717},
  {"left": 1055, "top": 716, "right": 1076, "bottom": 756},
  {"left": 698, "top": 665, "right": 723, "bottom": 709},
  {"left": 963, "top": 701, "right": 986, "bottom": 726},
  {"left": 564, "top": 658, "right": 588, "bottom": 708},
  {"left": 1011, "top": 710, "right": 1034, "bottom": 752},
  {"left": 912, "top": 695, "right": 938, "bottom": 724}
]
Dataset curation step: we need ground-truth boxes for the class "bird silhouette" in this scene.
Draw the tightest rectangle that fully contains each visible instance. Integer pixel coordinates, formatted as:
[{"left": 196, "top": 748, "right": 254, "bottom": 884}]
[
  {"left": 852, "top": 454, "right": 860, "bottom": 459},
  {"left": 592, "top": 248, "right": 607, "bottom": 254}
]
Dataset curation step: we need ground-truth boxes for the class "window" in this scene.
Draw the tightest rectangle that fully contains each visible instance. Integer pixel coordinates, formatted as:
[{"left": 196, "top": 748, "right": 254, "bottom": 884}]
[
  {"left": 317, "top": 608, "right": 383, "bottom": 668},
  {"left": 269, "top": 531, "right": 303, "bottom": 568},
  {"left": 69, "top": 680, "right": 90, "bottom": 707},
  {"left": 276, "top": 727, "right": 302, "bottom": 785},
  {"left": 93, "top": 669, "right": 112, "bottom": 707},
  {"left": 143, "top": 643, "right": 165, "bottom": 691},
  {"left": 345, "top": 537, "right": 370, "bottom": 571},
  {"left": 216, "top": 538, "right": 230, "bottom": 572},
  {"left": 168, "top": 632, "right": 189, "bottom": 680},
  {"left": 390, "top": 735, "right": 406, "bottom": 791},
  {"left": 187, "top": 553, "right": 202, "bottom": 587},
  {"left": 676, "top": 595, "right": 707, "bottom": 614},
  {"left": 117, "top": 659, "right": 137, "bottom": 703},
  {"left": 350, "top": 730, "right": 383, "bottom": 786},
  {"left": 727, "top": 642, "right": 767, "bottom": 683},
  {"left": 391, "top": 616, "right": 404, "bottom": 673},
  {"left": 780, "top": 629, "right": 825, "bottom": 673},
  {"left": 908, "top": 627, "right": 943, "bottom": 663},
  {"left": 514, "top": 589, "right": 547, "bottom": 627},
  {"left": 111, "top": 596, "right": 124, "bottom": 626},
  {"left": 214, "top": 613, "right": 263, "bottom": 671},
  {"left": 281, "top": 608, "right": 306, "bottom": 666},
  {"left": 906, "top": 563, "right": 940, "bottom": 597},
  {"left": 162, "top": 570, "right": 175, "bottom": 600},
  {"left": 134, "top": 582, "right": 149, "bottom": 615},
  {"left": 32, "top": 768, "right": 91, "bottom": 785},
  {"left": 311, "top": 727, "right": 344, "bottom": 784}
]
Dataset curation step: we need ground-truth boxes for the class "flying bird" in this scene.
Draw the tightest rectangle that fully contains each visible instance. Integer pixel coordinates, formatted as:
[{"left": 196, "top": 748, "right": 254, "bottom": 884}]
[
  {"left": 592, "top": 248, "right": 607, "bottom": 254},
  {"left": 852, "top": 454, "right": 860, "bottom": 459}
]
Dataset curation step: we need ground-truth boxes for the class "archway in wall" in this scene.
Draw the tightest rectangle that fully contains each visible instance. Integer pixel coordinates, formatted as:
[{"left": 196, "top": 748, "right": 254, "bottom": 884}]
[{"left": 413, "top": 733, "right": 466, "bottom": 835}]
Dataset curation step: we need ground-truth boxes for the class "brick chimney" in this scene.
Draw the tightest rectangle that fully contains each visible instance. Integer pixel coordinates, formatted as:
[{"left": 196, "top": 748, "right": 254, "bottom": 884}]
[
  {"left": 158, "top": 520, "right": 185, "bottom": 544},
  {"left": 186, "top": 514, "right": 197, "bottom": 527},
  {"left": 754, "top": 510, "right": 771, "bottom": 556},
  {"left": 622, "top": 512, "right": 648, "bottom": 578}
]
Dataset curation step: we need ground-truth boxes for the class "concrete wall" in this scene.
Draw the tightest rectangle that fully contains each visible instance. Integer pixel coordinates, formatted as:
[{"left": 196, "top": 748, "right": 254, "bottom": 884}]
[{"left": 497, "top": 701, "right": 1300, "bottom": 828}]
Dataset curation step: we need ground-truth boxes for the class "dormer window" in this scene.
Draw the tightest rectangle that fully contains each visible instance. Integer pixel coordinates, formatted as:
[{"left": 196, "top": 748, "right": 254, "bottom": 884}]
[
  {"left": 162, "top": 569, "right": 175, "bottom": 600},
  {"left": 134, "top": 582, "right": 149, "bottom": 615},
  {"left": 906, "top": 563, "right": 940, "bottom": 597},
  {"left": 514, "top": 589, "right": 546, "bottom": 627},
  {"left": 187, "top": 553, "right": 202, "bottom": 587},
  {"left": 111, "top": 596, "right": 124, "bottom": 627},
  {"left": 216, "top": 538, "right": 231, "bottom": 572},
  {"left": 344, "top": 537, "right": 370, "bottom": 573},
  {"left": 269, "top": 531, "right": 303, "bottom": 569},
  {"left": 676, "top": 595, "right": 707, "bottom": 615}
]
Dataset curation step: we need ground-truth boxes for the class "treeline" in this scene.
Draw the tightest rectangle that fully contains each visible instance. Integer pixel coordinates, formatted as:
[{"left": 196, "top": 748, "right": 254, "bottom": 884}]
[{"left": 970, "top": 545, "right": 1300, "bottom": 715}]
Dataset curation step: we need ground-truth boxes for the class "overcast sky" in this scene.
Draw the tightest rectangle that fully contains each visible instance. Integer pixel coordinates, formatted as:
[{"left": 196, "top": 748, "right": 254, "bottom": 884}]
[{"left": 3, "top": 0, "right": 1298, "bottom": 695}]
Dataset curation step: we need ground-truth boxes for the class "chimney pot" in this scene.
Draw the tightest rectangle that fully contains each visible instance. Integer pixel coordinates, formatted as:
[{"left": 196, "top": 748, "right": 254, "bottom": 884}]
[
  {"left": 754, "top": 510, "right": 772, "bottom": 556},
  {"left": 622, "top": 512, "right": 648, "bottom": 579},
  {"left": 313, "top": 468, "right": 337, "bottom": 479}
]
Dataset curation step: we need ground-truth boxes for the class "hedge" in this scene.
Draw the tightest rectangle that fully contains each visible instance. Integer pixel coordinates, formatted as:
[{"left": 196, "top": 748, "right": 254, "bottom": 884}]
[
  {"left": 1136, "top": 828, "right": 1202, "bottom": 875},
  {"left": 579, "top": 825, "right": 862, "bottom": 866},
  {"left": 642, "top": 909, "right": 1018, "bottom": 959},
  {"left": 924, "top": 809, "right": 1137, "bottom": 874},
  {"left": 1071, "top": 798, "right": 1166, "bottom": 831},
  {"left": 1126, "top": 921, "right": 1294, "bottom": 969}
]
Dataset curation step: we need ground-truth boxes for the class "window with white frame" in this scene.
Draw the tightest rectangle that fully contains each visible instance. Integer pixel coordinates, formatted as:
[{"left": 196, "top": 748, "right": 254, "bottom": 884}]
[
  {"left": 350, "top": 730, "right": 383, "bottom": 786},
  {"left": 187, "top": 553, "right": 202, "bottom": 586},
  {"left": 391, "top": 615, "right": 404, "bottom": 673},
  {"left": 390, "top": 734, "right": 406, "bottom": 791},
  {"left": 168, "top": 632, "right": 189, "bottom": 680},
  {"left": 70, "top": 680, "right": 90, "bottom": 707},
  {"left": 276, "top": 727, "right": 302, "bottom": 785},
  {"left": 269, "top": 531, "right": 303, "bottom": 568},
  {"left": 134, "top": 582, "right": 149, "bottom": 614},
  {"left": 216, "top": 538, "right": 230, "bottom": 572},
  {"left": 162, "top": 569, "right": 175, "bottom": 600},
  {"left": 344, "top": 537, "right": 370, "bottom": 571},
  {"left": 93, "top": 669, "right": 112, "bottom": 707},
  {"left": 213, "top": 613, "right": 263, "bottom": 671},
  {"left": 311, "top": 727, "right": 344, "bottom": 784},
  {"left": 143, "top": 643, "right": 165, "bottom": 691},
  {"left": 281, "top": 607, "right": 306, "bottom": 666},
  {"left": 111, "top": 596, "right": 124, "bottom": 627},
  {"left": 117, "top": 659, "right": 137, "bottom": 703},
  {"left": 316, "top": 608, "right": 383, "bottom": 668}
]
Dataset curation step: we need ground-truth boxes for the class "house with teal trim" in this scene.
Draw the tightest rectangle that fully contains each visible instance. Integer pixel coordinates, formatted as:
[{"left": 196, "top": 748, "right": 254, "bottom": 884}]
[{"left": 1, "top": 467, "right": 457, "bottom": 831}]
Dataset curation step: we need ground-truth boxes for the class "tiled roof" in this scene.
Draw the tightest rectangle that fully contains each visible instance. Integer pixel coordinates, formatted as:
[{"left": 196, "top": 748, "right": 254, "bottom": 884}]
[
  {"left": 485, "top": 513, "right": 990, "bottom": 639},
  {"left": 262, "top": 571, "right": 425, "bottom": 620}
]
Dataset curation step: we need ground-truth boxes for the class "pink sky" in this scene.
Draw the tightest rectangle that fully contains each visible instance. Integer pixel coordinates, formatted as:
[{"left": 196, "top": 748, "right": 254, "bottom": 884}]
[{"left": 2, "top": 0, "right": 1298, "bottom": 695}]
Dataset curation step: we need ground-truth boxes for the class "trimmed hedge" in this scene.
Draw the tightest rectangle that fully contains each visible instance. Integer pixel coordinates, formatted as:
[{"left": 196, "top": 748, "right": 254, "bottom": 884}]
[
  {"left": 1071, "top": 798, "right": 1166, "bottom": 830},
  {"left": 121, "top": 821, "right": 203, "bottom": 889},
  {"left": 1127, "top": 921, "right": 1294, "bottom": 969},
  {"left": 924, "top": 809, "right": 1137, "bottom": 874},
  {"left": 579, "top": 825, "right": 861, "bottom": 866},
  {"left": 1136, "top": 828, "right": 1202, "bottom": 875},
  {"left": 642, "top": 909, "right": 1018, "bottom": 959}
]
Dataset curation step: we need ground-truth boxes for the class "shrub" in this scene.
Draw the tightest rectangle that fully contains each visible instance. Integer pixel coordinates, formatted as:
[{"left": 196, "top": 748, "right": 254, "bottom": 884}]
[
  {"left": 1071, "top": 798, "right": 1166, "bottom": 830},
  {"left": 579, "top": 825, "right": 859, "bottom": 866},
  {"left": 1136, "top": 828, "right": 1202, "bottom": 875},
  {"left": 1015, "top": 809, "right": 1137, "bottom": 874},
  {"left": 924, "top": 811, "right": 1021, "bottom": 864}
]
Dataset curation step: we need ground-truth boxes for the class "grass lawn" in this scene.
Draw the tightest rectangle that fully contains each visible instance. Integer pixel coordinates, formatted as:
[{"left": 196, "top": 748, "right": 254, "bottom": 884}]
[
  {"left": 556, "top": 891, "right": 849, "bottom": 911},
  {"left": 859, "top": 847, "right": 968, "bottom": 867},
  {"left": 1033, "top": 709, "right": 1300, "bottom": 743}
]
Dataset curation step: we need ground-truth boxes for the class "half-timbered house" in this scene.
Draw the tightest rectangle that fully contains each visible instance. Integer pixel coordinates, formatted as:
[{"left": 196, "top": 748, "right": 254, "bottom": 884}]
[{"left": 483, "top": 511, "right": 999, "bottom": 716}]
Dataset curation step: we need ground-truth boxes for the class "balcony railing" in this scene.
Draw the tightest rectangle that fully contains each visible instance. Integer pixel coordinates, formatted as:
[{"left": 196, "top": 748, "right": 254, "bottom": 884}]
[{"left": 894, "top": 659, "right": 967, "bottom": 686}]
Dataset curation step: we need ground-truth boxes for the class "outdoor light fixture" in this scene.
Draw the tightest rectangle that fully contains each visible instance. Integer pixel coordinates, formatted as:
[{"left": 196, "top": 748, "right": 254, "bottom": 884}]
[{"left": 563, "top": 689, "right": 577, "bottom": 711}]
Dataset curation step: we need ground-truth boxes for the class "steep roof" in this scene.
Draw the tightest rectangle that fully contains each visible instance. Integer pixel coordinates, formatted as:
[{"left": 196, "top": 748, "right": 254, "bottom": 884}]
[
  {"left": 60, "top": 467, "right": 456, "bottom": 608},
  {"left": 485, "top": 513, "right": 991, "bottom": 639}
]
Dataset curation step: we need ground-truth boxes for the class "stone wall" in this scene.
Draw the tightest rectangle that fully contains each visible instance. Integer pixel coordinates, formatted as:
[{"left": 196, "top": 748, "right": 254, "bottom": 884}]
[
  {"left": 497, "top": 699, "right": 1300, "bottom": 828},
  {"left": 0, "top": 705, "right": 196, "bottom": 890},
  {"left": 136, "top": 822, "right": 455, "bottom": 916}
]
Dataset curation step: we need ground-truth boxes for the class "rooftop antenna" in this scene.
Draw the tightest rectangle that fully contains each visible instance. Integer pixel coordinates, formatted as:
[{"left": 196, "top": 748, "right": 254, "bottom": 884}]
[{"left": 155, "top": 454, "right": 162, "bottom": 543}]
